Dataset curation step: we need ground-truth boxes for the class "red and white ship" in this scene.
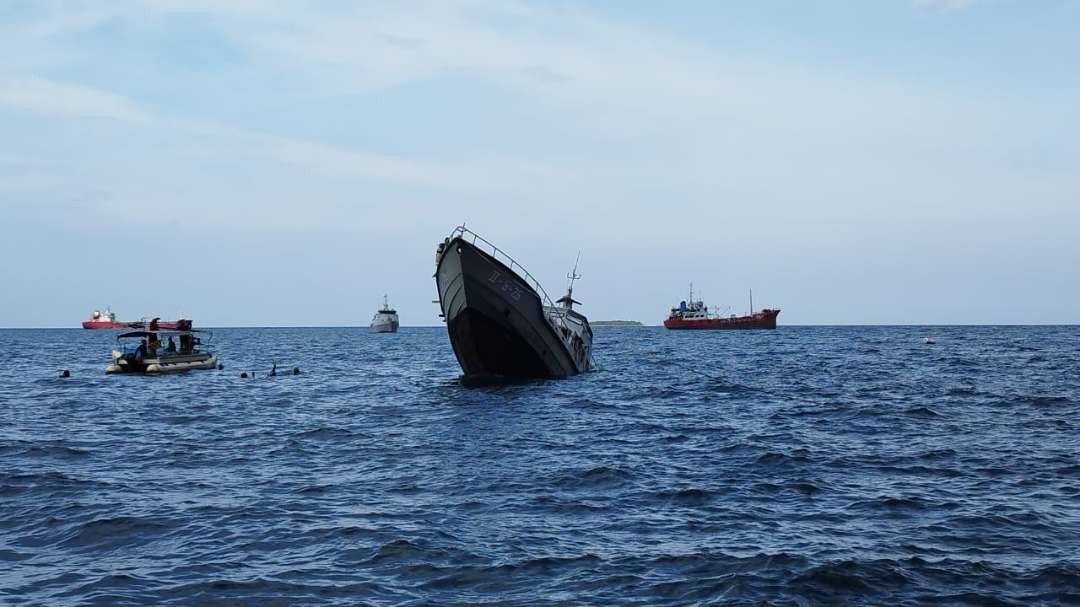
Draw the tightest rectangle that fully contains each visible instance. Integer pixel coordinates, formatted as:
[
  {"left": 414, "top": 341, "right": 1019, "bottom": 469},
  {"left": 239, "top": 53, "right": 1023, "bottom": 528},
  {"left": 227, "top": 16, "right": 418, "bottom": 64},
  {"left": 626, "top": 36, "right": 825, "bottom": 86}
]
[
  {"left": 663, "top": 285, "right": 779, "bottom": 330},
  {"left": 82, "top": 308, "right": 191, "bottom": 330}
]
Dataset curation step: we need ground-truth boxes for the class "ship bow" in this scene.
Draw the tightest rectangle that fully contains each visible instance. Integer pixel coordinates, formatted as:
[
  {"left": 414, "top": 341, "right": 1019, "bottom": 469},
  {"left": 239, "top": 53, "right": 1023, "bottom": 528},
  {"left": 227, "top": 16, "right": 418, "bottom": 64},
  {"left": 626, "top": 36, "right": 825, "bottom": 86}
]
[{"left": 436, "top": 238, "right": 577, "bottom": 380}]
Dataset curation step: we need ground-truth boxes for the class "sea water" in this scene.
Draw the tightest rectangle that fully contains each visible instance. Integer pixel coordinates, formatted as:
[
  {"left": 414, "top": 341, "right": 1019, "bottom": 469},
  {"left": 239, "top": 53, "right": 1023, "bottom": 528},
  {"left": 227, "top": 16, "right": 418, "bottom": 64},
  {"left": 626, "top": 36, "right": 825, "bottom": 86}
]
[{"left": 1, "top": 326, "right": 1078, "bottom": 605}]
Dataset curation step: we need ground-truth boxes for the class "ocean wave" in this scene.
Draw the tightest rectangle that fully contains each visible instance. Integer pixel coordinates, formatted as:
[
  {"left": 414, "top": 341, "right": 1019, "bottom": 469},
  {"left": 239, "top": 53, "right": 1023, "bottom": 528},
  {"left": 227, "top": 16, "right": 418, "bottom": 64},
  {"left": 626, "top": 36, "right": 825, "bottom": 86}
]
[
  {"left": 4, "top": 325, "right": 1079, "bottom": 605},
  {"left": 291, "top": 427, "right": 357, "bottom": 441},
  {"left": 0, "top": 470, "right": 112, "bottom": 496},
  {"left": 646, "top": 488, "right": 715, "bottom": 506},
  {"left": 903, "top": 405, "right": 944, "bottom": 418},
  {"left": 1014, "top": 395, "right": 1074, "bottom": 407},
  {"left": 60, "top": 516, "right": 174, "bottom": 550},
  {"left": 552, "top": 465, "right": 633, "bottom": 489},
  {"left": 754, "top": 450, "right": 813, "bottom": 466},
  {"left": 0, "top": 440, "right": 90, "bottom": 459}
]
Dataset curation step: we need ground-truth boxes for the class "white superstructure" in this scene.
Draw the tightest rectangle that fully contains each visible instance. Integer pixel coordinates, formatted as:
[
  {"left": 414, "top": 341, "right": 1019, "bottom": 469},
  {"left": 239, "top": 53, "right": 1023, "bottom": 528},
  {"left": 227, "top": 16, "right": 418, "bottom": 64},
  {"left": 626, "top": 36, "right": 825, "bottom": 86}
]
[{"left": 92, "top": 308, "right": 116, "bottom": 322}]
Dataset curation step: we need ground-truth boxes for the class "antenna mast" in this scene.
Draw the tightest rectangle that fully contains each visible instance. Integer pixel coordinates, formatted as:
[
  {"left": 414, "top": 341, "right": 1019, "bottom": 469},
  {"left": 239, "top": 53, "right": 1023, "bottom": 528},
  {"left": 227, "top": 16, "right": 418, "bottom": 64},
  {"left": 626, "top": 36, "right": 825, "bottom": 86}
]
[
  {"left": 567, "top": 251, "right": 582, "bottom": 294},
  {"left": 561, "top": 251, "right": 582, "bottom": 310}
]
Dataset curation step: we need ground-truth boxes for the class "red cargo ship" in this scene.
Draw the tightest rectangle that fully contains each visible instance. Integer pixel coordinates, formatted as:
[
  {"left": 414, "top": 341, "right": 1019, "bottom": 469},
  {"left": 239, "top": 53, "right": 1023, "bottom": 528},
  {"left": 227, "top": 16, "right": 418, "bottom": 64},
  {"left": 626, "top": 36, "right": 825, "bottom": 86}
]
[
  {"left": 82, "top": 308, "right": 190, "bottom": 330},
  {"left": 663, "top": 286, "right": 780, "bottom": 330}
]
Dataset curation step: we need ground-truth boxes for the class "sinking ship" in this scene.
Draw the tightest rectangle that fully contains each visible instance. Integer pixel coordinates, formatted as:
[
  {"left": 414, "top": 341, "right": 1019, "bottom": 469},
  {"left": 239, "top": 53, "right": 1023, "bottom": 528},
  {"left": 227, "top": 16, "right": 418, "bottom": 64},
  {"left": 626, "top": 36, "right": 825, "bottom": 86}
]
[{"left": 434, "top": 226, "right": 593, "bottom": 382}]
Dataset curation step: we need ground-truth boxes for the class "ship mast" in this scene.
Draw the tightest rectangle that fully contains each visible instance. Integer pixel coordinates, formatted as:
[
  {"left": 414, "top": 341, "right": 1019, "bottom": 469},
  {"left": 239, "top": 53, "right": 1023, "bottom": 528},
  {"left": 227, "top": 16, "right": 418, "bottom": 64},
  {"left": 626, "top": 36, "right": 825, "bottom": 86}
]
[
  {"left": 559, "top": 251, "right": 582, "bottom": 310},
  {"left": 749, "top": 288, "right": 753, "bottom": 315}
]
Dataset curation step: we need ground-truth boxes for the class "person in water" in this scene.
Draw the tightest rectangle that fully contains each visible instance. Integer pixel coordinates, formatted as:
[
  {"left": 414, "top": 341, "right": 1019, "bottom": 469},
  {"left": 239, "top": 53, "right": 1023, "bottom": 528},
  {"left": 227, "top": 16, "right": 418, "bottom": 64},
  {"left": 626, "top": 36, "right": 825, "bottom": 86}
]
[{"left": 166, "top": 337, "right": 177, "bottom": 353}]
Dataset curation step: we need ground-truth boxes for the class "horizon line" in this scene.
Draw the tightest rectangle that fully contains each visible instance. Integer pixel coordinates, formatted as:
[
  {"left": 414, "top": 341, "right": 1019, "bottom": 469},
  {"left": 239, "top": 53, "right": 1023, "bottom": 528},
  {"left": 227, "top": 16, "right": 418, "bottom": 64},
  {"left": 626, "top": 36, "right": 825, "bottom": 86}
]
[{"left": 3, "top": 323, "right": 1079, "bottom": 330}]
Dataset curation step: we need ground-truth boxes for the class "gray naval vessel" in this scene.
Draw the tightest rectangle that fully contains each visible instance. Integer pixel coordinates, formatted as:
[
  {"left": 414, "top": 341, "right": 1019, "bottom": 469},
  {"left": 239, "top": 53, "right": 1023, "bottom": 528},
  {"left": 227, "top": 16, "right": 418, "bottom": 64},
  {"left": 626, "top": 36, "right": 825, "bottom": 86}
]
[{"left": 435, "top": 226, "right": 593, "bottom": 382}]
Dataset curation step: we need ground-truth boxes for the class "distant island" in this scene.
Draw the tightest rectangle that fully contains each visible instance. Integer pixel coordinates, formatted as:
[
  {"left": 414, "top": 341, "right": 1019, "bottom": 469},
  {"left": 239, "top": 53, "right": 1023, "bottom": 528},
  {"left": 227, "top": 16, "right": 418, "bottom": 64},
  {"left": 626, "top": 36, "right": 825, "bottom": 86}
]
[{"left": 591, "top": 320, "right": 643, "bottom": 327}]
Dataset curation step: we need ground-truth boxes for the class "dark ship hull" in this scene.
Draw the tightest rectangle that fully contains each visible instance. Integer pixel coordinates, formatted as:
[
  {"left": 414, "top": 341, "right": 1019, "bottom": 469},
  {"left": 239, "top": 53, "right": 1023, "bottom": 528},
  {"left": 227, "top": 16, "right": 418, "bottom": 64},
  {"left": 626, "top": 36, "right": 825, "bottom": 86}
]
[{"left": 435, "top": 233, "right": 592, "bottom": 381}]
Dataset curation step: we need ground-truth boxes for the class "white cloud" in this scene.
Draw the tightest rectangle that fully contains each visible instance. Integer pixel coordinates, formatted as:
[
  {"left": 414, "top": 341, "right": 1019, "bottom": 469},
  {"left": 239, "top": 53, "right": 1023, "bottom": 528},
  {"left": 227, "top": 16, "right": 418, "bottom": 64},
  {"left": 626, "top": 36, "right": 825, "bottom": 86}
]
[
  {"left": 0, "top": 77, "right": 153, "bottom": 123},
  {"left": 0, "top": 0, "right": 1064, "bottom": 234}
]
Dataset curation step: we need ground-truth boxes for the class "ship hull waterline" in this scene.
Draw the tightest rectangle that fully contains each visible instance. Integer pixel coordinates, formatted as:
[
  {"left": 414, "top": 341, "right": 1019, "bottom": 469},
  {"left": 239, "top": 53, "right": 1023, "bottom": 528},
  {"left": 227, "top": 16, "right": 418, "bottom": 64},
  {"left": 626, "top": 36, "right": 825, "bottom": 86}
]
[
  {"left": 369, "top": 319, "right": 399, "bottom": 333},
  {"left": 436, "top": 238, "right": 583, "bottom": 382}
]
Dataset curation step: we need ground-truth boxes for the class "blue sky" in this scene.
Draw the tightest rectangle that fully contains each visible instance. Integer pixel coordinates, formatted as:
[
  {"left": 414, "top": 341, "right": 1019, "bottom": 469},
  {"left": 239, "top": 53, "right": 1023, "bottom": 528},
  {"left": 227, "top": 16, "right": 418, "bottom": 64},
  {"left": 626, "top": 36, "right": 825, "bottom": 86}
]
[{"left": 1, "top": 0, "right": 1078, "bottom": 326}]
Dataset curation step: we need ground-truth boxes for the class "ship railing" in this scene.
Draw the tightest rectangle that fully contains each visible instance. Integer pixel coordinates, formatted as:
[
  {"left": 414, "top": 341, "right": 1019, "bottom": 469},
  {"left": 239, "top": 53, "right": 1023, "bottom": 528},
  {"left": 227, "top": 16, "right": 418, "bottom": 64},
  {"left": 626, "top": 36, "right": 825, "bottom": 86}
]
[{"left": 448, "top": 225, "right": 567, "bottom": 324}]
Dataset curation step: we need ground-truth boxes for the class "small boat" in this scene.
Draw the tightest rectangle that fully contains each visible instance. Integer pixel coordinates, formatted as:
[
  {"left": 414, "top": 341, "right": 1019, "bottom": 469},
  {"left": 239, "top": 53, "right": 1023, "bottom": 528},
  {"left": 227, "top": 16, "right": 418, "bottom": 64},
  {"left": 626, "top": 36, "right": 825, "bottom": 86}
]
[
  {"left": 105, "top": 328, "right": 217, "bottom": 374},
  {"left": 434, "top": 225, "right": 593, "bottom": 381},
  {"left": 922, "top": 336, "right": 936, "bottom": 345},
  {"left": 370, "top": 295, "right": 400, "bottom": 333},
  {"left": 663, "top": 284, "right": 779, "bottom": 330},
  {"left": 82, "top": 308, "right": 191, "bottom": 330}
]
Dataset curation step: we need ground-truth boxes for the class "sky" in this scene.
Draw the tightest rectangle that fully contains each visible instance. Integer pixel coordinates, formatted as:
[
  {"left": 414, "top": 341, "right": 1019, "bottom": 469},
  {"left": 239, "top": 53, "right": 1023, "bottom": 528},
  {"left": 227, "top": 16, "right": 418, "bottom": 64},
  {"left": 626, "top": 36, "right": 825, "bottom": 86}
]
[{"left": 1, "top": 0, "right": 1078, "bottom": 327}]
